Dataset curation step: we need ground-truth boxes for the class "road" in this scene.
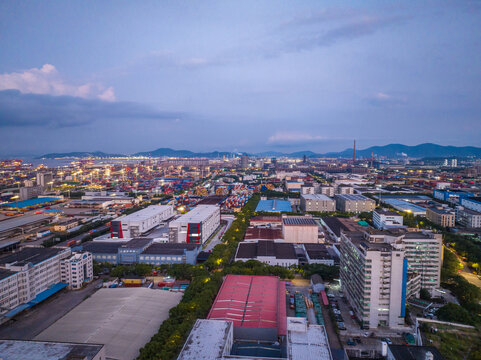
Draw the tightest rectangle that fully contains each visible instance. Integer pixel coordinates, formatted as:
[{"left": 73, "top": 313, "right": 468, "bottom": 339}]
[
  {"left": 203, "top": 215, "right": 234, "bottom": 252},
  {"left": 448, "top": 247, "right": 481, "bottom": 288},
  {"left": 0, "top": 279, "right": 102, "bottom": 340}
]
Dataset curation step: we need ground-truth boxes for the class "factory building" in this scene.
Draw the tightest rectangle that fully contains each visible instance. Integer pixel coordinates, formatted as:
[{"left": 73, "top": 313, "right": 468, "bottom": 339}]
[
  {"left": 319, "top": 186, "right": 335, "bottom": 197},
  {"left": 460, "top": 197, "right": 481, "bottom": 213},
  {"left": 0, "top": 340, "right": 105, "bottom": 360},
  {"left": 383, "top": 199, "right": 426, "bottom": 216},
  {"left": 169, "top": 205, "right": 220, "bottom": 244},
  {"left": 335, "top": 194, "right": 375, "bottom": 213},
  {"left": 282, "top": 216, "right": 319, "bottom": 243},
  {"left": 433, "top": 189, "right": 474, "bottom": 202},
  {"left": 300, "top": 194, "right": 335, "bottom": 212},
  {"left": 60, "top": 252, "right": 93, "bottom": 290},
  {"left": 111, "top": 205, "right": 174, "bottom": 238},
  {"left": 235, "top": 240, "right": 298, "bottom": 267},
  {"left": 82, "top": 239, "right": 201, "bottom": 265},
  {"left": 19, "top": 185, "right": 44, "bottom": 200},
  {"left": 178, "top": 274, "right": 332, "bottom": 360},
  {"left": 373, "top": 209, "right": 404, "bottom": 229},
  {"left": 425, "top": 207, "right": 455, "bottom": 227},
  {"left": 255, "top": 199, "right": 292, "bottom": 213}
]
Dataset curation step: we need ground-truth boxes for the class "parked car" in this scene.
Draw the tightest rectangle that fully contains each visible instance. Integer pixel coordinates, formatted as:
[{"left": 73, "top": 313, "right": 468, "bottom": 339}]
[
  {"left": 338, "top": 322, "right": 346, "bottom": 330},
  {"left": 346, "top": 338, "right": 356, "bottom": 346},
  {"left": 381, "top": 337, "right": 392, "bottom": 345}
]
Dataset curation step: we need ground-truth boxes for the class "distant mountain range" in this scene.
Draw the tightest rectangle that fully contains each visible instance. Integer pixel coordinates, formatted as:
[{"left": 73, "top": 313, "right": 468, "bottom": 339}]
[{"left": 38, "top": 143, "right": 481, "bottom": 159}]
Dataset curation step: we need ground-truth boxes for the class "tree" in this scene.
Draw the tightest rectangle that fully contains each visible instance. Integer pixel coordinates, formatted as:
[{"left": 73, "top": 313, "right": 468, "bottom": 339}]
[
  {"left": 420, "top": 288, "right": 432, "bottom": 301},
  {"left": 436, "top": 303, "right": 476, "bottom": 325}
]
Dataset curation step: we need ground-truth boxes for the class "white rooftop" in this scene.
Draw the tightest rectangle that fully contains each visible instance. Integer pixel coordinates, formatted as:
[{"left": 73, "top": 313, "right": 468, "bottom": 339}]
[
  {"left": 118, "top": 205, "right": 173, "bottom": 222},
  {"left": 302, "top": 194, "right": 333, "bottom": 201},
  {"left": 170, "top": 205, "right": 218, "bottom": 224},
  {"left": 177, "top": 319, "right": 232, "bottom": 360},
  {"left": 287, "top": 317, "right": 332, "bottom": 360}
]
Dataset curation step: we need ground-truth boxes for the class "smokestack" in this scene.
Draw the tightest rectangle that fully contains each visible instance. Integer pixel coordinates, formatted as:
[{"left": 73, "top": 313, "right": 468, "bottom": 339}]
[{"left": 353, "top": 140, "right": 356, "bottom": 163}]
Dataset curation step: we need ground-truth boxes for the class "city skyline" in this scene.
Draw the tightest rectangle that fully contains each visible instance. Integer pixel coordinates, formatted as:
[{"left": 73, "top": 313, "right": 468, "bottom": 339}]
[{"left": 1, "top": 1, "right": 481, "bottom": 156}]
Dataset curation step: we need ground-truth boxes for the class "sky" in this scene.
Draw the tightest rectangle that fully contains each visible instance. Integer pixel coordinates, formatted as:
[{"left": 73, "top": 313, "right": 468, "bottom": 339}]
[{"left": 0, "top": 0, "right": 480, "bottom": 156}]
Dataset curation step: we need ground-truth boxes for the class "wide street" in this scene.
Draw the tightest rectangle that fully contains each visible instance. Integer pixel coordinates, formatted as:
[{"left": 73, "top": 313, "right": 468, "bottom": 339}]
[
  {"left": 203, "top": 214, "right": 234, "bottom": 252},
  {"left": 448, "top": 247, "right": 481, "bottom": 288}
]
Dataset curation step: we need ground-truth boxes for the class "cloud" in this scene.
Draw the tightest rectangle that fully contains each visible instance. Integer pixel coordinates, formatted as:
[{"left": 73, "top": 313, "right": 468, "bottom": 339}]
[
  {"left": 0, "top": 64, "right": 116, "bottom": 101},
  {"left": 366, "top": 92, "right": 408, "bottom": 107},
  {"left": 0, "top": 90, "right": 184, "bottom": 128},
  {"left": 268, "top": 131, "right": 325, "bottom": 144}
]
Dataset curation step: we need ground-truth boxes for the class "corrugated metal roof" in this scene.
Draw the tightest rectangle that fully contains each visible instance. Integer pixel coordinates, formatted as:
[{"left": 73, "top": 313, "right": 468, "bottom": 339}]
[{"left": 282, "top": 217, "right": 317, "bottom": 226}]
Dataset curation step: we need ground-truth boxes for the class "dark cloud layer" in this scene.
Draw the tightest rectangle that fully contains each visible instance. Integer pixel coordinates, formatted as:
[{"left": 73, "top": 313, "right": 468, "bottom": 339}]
[{"left": 0, "top": 90, "right": 184, "bottom": 128}]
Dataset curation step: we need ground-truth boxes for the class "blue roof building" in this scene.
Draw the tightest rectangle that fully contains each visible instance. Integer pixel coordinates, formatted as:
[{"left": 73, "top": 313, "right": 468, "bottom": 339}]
[{"left": 255, "top": 199, "right": 292, "bottom": 212}]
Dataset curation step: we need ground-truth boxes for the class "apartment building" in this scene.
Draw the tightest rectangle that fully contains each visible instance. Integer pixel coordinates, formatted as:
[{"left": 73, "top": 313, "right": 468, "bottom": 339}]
[
  {"left": 300, "top": 194, "right": 336, "bottom": 212},
  {"left": 425, "top": 207, "right": 455, "bottom": 227},
  {"left": 0, "top": 247, "right": 71, "bottom": 315},
  {"left": 335, "top": 194, "right": 375, "bottom": 213},
  {"left": 340, "top": 232, "right": 406, "bottom": 329},
  {"left": 60, "top": 252, "right": 93, "bottom": 290},
  {"left": 319, "top": 186, "right": 335, "bottom": 197}
]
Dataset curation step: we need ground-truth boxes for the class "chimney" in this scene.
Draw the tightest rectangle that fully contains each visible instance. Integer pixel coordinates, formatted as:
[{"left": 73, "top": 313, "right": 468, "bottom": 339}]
[
  {"left": 425, "top": 351, "right": 434, "bottom": 360},
  {"left": 353, "top": 140, "right": 356, "bottom": 163}
]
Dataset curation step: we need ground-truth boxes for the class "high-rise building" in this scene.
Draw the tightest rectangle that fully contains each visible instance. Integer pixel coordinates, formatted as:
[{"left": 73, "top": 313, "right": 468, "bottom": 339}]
[
  {"left": 240, "top": 155, "right": 249, "bottom": 169},
  {"left": 340, "top": 232, "right": 406, "bottom": 329}
]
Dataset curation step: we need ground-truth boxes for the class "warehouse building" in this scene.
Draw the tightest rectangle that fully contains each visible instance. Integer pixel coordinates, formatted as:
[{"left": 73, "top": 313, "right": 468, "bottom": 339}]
[
  {"left": 335, "top": 194, "right": 375, "bottom": 213},
  {"left": 82, "top": 239, "right": 200, "bottom": 265},
  {"left": 282, "top": 216, "right": 319, "bottom": 243},
  {"left": 243, "top": 227, "right": 284, "bottom": 242},
  {"left": 303, "top": 244, "right": 335, "bottom": 266},
  {"left": 460, "top": 196, "right": 481, "bottom": 213},
  {"left": 433, "top": 189, "right": 474, "bottom": 202},
  {"left": 179, "top": 275, "right": 332, "bottom": 360},
  {"left": 235, "top": 240, "right": 298, "bottom": 267},
  {"left": 255, "top": 199, "right": 292, "bottom": 213},
  {"left": 300, "top": 194, "right": 335, "bottom": 212},
  {"left": 111, "top": 205, "right": 174, "bottom": 238},
  {"left": 169, "top": 205, "right": 220, "bottom": 244},
  {"left": 383, "top": 199, "right": 426, "bottom": 216},
  {"left": 249, "top": 216, "right": 283, "bottom": 228}
]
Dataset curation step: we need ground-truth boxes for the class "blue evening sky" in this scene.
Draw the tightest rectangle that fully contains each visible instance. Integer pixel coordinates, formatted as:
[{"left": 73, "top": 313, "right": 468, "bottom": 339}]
[{"left": 0, "top": 1, "right": 480, "bottom": 156}]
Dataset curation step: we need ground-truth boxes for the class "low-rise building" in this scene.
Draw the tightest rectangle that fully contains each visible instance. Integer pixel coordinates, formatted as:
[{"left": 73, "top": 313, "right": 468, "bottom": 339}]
[
  {"left": 425, "top": 207, "right": 455, "bottom": 227},
  {"left": 60, "top": 252, "right": 93, "bottom": 290},
  {"left": 456, "top": 206, "right": 481, "bottom": 228},
  {"left": 335, "top": 194, "right": 375, "bottom": 213},
  {"left": 139, "top": 243, "right": 201, "bottom": 265},
  {"left": 373, "top": 209, "right": 404, "bottom": 229},
  {"left": 300, "top": 194, "right": 335, "bottom": 213},
  {"left": 303, "top": 244, "right": 335, "bottom": 266},
  {"left": 235, "top": 240, "right": 298, "bottom": 267},
  {"left": 52, "top": 219, "right": 79, "bottom": 232},
  {"left": 0, "top": 340, "right": 105, "bottom": 360},
  {"left": 282, "top": 216, "right": 319, "bottom": 243}
]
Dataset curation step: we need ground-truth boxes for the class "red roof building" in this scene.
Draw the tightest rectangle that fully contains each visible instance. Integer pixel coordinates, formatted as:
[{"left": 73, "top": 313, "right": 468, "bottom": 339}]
[{"left": 207, "top": 275, "right": 287, "bottom": 337}]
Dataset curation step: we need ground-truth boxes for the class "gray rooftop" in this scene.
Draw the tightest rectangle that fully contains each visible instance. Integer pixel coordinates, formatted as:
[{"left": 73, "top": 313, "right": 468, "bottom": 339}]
[
  {"left": 121, "top": 237, "right": 153, "bottom": 249},
  {"left": 0, "top": 247, "right": 65, "bottom": 267},
  {"left": 283, "top": 217, "right": 318, "bottom": 226},
  {"left": 141, "top": 243, "right": 199, "bottom": 255},
  {"left": 0, "top": 339, "right": 104, "bottom": 360}
]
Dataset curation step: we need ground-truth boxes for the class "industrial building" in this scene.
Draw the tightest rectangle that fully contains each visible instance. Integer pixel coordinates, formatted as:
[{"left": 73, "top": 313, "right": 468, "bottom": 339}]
[
  {"left": 303, "top": 243, "right": 335, "bottom": 266},
  {"left": 425, "top": 207, "right": 455, "bottom": 227},
  {"left": 383, "top": 199, "right": 427, "bottom": 216},
  {"left": 60, "top": 252, "right": 93, "bottom": 290},
  {"left": 433, "top": 189, "right": 474, "bottom": 202},
  {"left": 456, "top": 206, "right": 481, "bottom": 228},
  {"left": 0, "top": 340, "right": 105, "bottom": 360},
  {"left": 207, "top": 275, "right": 287, "bottom": 340},
  {"left": 111, "top": 205, "right": 174, "bottom": 238},
  {"left": 300, "top": 194, "right": 335, "bottom": 212},
  {"left": 0, "top": 214, "right": 54, "bottom": 240},
  {"left": 460, "top": 196, "right": 481, "bottom": 213},
  {"left": 244, "top": 227, "right": 284, "bottom": 242},
  {"left": 179, "top": 275, "right": 332, "bottom": 360},
  {"left": 255, "top": 199, "right": 292, "bottom": 213},
  {"left": 319, "top": 186, "right": 335, "bottom": 197},
  {"left": 335, "top": 194, "right": 375, "bottom": 213},
  {"left": 0, "top": 247, "right": 72, "bottom": 321},
  {"left": 169, "top": 205, "right": 220, "bottom": 244},
  {"left": 373, "top": 209, "right": 404, "bottom": 229},
  {"left": 235, "top": 240, "right": 298, "bottom": 267},
  {"left": 282, "top": 216, "right": 319, "bottom": 243},
  {"left": 249, "top": 216, "right": 282, "bottom": 228},
  {"left": 19, "top": 185, "right": 44, "bottom": 200},
  {"left": 82, "top": 238, "right": 201, "bottom": 265}
]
